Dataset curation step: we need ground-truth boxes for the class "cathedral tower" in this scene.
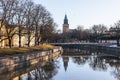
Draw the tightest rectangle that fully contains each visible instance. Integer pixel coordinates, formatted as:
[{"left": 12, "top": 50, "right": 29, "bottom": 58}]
[{"left": 63, "top": 14, "right": 69, "bottom": 33}]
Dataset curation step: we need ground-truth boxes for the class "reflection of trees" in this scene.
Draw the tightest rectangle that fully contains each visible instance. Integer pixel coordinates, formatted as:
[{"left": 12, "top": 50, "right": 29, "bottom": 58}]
[
  {"left": 112, "top": 66, "right": 120, "bottom": 80},
  {"left": 24, "top": 67, "right": 48, "bottom": 80},
  {"left": 107, "top": 59, "right": 120, "bottom": 80},
  {"left": 65, "top": 48, "right": 120, "bottom": 80},
  {"left": 23, "top": 60, "right": 59, "bottom": 80},
  {"left": 89, "top": 56, "right": 107, "bottom": 71},
  {"left": 72, "top": 54, "right": 108, "bottom": 71},
  {"left": 27, "top": 67, "right": 46, "bottom": 80},
  {"left": 72, "top": 56, "right": 89, "bottom": 65},
  {"left": 64, "top": 48, "right": 90, "bottom": 66},
  {"left": 89, "top": 55, "right": 120, "bottom": 80},
  {"left": 42, "top": 61, "right": 59, "bottom": 80}
]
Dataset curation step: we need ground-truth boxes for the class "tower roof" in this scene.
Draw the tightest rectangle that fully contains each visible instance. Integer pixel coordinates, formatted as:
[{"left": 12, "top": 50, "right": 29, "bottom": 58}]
[{"left": 64, "top": 14, "right": 68, "bottom": 24}]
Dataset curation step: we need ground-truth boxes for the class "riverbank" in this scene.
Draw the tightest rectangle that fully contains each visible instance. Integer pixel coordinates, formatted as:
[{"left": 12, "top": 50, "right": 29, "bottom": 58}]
[
  {"left": 52, "top": 43, "right": 120, "bottom": 57},
  {"left": 0, "top": 44, "right": 56, "bottom": 57},
  {"left": 0, "top": 45, "right": 62, "bottom": 73}
]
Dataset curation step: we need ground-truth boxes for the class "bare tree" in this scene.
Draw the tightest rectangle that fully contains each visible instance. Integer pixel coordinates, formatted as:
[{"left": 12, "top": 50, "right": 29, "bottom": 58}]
[
  {"left": 91, "top": 24, "right": 107, "bottom": 34},
  {"left": 15, "top": 0, "right": 27, "bottom": 47},
  {"left": 24, "top": 1, "right": 35, "bottom": 47},
  {"left": 77, "top": 26, "right": 84, "bottom": 41},
  {"left": 0, "top": 0, "right": 18, "bottom": 48},
  {"left": 91, "top": 24, "right": 107, "bottom": 42},
  {"left": 40, "top": 17, "right": 56, "bottom": 43},
  {"left": 0, "top": 0, "right": 57, "bottom": 48},
  {"left": 32, "top": 4, "right": 45, "bottom": 46}
]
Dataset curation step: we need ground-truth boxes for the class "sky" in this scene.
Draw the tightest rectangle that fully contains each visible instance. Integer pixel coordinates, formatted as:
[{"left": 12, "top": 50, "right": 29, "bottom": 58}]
[{"left": 33, "top": 0, "right": 120, "bottom": 30}]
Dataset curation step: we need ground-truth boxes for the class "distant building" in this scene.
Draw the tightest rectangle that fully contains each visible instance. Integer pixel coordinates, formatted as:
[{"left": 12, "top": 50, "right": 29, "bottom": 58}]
[
  {"left": 63, "top": 14, "right": 76, "bottom": 33},
  {"left": 63, "top": 14, "right": 69, "bottom": 33}
]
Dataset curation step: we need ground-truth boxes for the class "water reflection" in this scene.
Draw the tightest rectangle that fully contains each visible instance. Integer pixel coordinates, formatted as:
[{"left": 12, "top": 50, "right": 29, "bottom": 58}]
[
  {"left": 0, "top": 48, "right": 120, "bottom": 80},
  {"left": 63, "top": 48, "right": 120, "bottom": 80},
  {"left": 62, "top": 56, "right": 69, "bottom": 71},
  {"left": 89, "top": 56, "right": 108, "bottom": 71},
  {"left": 0, "top": 58, "right": 60, "bottom": 80},
  {"left": 15, "top": 60, "right": 59, "bottom": 80}
]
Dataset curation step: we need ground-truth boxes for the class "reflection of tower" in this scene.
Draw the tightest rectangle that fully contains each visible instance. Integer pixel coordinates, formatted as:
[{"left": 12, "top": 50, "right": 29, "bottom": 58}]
[
  {"left": 63, "top": 14, "right": 69, "bottom": 33},
  {"left": 62, "top": 56, "right": 69, "bottom": 71}
]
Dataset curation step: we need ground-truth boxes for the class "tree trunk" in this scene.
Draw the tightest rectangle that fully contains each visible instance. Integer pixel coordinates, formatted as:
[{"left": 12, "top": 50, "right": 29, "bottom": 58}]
[
  {"left": 35, "top": 26, "right": 38, "bottom": 46},
  {"left": 8, "top": 38, "right": 12, "bottom": 48},
  {"left": 19, "top": 34, "right": 21, "bottom": 47},
  {"left": 28, "top": 39, "right": 30, "bottom": 47},
  {"left": 19, "top": 27, "right": 21, "bottom": 47},
  {"left": 19, "top": 37, "right": 21, "bottom": 47},
  {"left": 27, "top": 29, "right": 31, "bottom": 47},
  {"left": 27, "top": 35, "right": 30, "bottom": 47},
  {"left": 34, "top": 31, "right": 36, "bottom": 46}
]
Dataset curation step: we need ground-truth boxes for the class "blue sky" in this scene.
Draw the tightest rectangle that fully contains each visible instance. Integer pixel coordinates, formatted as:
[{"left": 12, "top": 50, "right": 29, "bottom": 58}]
[{"left": 33, "top": 0, "right": 120, "bottom": 30}]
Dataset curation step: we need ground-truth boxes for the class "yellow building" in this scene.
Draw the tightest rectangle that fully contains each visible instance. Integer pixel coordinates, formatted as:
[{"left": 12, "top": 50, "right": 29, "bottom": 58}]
[
  {"left": 0, "top": 21, "right": 7, "bottom": 47},
  {"left": 0, "top": 21, "right": 35, "bottom": 48}
]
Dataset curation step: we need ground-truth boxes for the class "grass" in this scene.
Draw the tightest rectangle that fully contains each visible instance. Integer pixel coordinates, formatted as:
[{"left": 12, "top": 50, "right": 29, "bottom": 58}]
[{"left": 0, "top": 44, "right": 56, "bottom": 57}]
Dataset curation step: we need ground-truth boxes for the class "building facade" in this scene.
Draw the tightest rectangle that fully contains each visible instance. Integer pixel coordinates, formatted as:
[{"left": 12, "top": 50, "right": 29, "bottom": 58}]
[{"left": 0, "top": 21, "right": 35, "bottom": 48}]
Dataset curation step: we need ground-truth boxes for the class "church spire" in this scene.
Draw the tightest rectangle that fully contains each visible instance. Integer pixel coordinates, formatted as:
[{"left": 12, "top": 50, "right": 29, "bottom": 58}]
[
  {"left": 63, "top": 14, "right": 69, "bottom": 33},
  {"left": 64, "top": 14, "right": 68, "bottom": 24}
]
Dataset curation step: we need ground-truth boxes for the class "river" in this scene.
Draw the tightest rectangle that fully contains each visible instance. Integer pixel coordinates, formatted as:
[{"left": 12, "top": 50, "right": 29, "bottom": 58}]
[{"left": 0, "top": 48, "right": 120, "bottom": 80}]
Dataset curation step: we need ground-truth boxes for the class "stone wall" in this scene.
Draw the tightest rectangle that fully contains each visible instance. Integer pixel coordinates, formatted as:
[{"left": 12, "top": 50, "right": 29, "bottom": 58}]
[{"left": 0, "top": 47, "right": 62, "bottom": 73}]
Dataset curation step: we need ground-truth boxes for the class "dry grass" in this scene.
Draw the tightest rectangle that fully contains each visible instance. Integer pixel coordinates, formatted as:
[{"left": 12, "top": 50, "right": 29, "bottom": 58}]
[{"left": 0, "top": 44, "right": 56, "bottom": 57}]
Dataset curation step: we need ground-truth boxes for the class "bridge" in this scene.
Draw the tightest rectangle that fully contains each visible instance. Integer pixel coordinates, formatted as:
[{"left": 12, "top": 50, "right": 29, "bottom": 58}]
[
  {"left": 51, "top": 42, "right": 99, "bottom": 45},
  {"left": 51, "top": 42, "right": 104, "bottom": 48},
  {"left": 50, "top": 42, "right": 113, "bottom": 47}
]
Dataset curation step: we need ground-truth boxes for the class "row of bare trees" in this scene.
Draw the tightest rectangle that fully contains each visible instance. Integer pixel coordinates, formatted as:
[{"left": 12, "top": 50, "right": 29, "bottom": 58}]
[
  {"left": 52, "top": 21, "right": 120, "bottom": 45},
  {"left": 0, "top": 0, "right": 56, "bottom": 48},
  {"left": 50, "top": 24, "right": 108, "bottom": 43}
]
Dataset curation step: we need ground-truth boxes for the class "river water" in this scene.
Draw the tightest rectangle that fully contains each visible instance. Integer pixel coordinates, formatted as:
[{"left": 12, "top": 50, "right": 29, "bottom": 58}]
[{"left": 0, "top": 48, "right": 120, "bottom": 80}]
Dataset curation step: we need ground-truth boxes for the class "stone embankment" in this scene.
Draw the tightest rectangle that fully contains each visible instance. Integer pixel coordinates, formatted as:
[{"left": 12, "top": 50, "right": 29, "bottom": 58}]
[{"left": 0, "top": 47, "right": 62, "bottom": 73}]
